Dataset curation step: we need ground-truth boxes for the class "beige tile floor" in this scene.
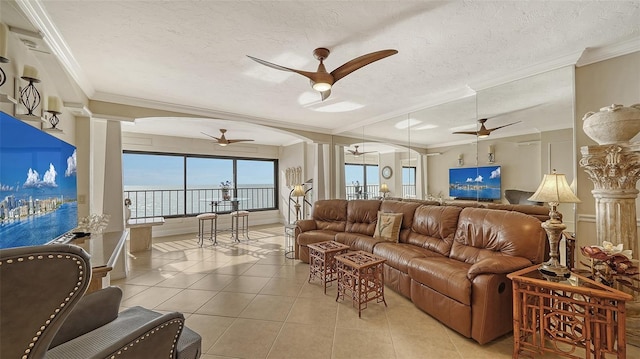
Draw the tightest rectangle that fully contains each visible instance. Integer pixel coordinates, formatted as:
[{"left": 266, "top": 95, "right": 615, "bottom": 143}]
[{"left": 113, "top": 224, "right": 639, "bottom": 359}]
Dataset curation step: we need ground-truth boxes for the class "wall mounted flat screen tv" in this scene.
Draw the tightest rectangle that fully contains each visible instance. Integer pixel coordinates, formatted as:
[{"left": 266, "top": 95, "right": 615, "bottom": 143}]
[
  {"left": 449, "top": 165, "right": 501, "bottom": 201},
  {"left": 0, "top": 111, "right": 77, "bottom": 249}
]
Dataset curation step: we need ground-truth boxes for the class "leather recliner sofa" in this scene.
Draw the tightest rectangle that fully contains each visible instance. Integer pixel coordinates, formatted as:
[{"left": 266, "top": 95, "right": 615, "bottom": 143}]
[{"left": 295, "top": 199, "right": 547, "bottom": 344}]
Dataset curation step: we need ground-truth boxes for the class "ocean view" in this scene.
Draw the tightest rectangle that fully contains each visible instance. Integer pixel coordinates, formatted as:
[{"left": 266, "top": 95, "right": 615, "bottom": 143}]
[
  {"left": 0, "top": 202, "right": 78, "bottom": 249},
  {"left": 124, "top": 184, "right": 276, "bottom": 218}
]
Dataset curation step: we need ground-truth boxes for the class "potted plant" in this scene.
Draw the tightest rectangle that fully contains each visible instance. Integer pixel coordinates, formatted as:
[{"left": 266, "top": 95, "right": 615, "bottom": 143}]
[{"left": 220, "top": 180, "right": 232, "bottom": 200}]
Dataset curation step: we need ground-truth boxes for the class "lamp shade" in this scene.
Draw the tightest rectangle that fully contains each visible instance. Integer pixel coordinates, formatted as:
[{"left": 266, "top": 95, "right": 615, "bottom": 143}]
[
  {"left": 292, "top": 184, "right": 305, "bottom": 197},
  {"left": 380, "top": 184, "right": 390, "bottom": 193},
  {"left": 528, "top": 170, "right": 581, "bottom": 204}
]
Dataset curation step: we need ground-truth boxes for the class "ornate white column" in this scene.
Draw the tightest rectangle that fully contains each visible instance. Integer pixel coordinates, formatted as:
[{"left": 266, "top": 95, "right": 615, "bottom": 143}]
[{"left": 579, "top": 143, "right": 640, "bottom": 256}]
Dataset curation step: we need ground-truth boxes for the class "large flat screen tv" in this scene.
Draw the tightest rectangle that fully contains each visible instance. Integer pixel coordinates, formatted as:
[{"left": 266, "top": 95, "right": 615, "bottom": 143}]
[
  {"left": 0, "top": 112, "right": 77, "bottom": 249},
  {"left": 449, "top": 165, "right": 501, "bottom": 201}
]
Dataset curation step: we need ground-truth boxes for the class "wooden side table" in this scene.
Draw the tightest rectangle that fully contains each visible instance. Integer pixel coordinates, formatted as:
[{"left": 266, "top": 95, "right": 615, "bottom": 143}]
[
  {"left": 335, "top": 250, "right": 387, "bottom": 317},
  {"left": 507, "top": 265, "right": 632, "bottom": 358},
  {"left": 307, "top": 241, "right": 350, "bottom": 294}
]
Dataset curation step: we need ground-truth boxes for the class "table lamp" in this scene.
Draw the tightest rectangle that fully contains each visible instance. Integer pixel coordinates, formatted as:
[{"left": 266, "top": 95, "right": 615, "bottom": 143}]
[
  {"left": 528, "top": 169, "right": 581, "bottom": 278},
  {"left": 292, "top": 184, "right": 305, "bottom": 221},
  {"left": 380, "top": 183, "right": 390, "bottom": 198}
]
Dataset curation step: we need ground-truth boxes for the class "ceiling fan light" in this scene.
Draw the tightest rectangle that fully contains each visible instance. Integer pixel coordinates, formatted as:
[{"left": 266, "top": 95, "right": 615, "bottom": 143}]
[
  {"left": 219, "top": 143, "right": 228, "bottom": 147},
  {"left": 312, "top": 82, "right": 331, "bottom": 92},
  {"left": 478, "top": 134, "right": 489, "bottom": 138}
]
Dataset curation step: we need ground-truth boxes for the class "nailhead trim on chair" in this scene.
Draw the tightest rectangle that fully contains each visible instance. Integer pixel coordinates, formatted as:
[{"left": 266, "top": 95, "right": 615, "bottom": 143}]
[
  {"left": 0, "top": 253, "right": 85, "bottom": 359},
  {"left": 108, "top": 319, "right": 183, "bottom": 358}
]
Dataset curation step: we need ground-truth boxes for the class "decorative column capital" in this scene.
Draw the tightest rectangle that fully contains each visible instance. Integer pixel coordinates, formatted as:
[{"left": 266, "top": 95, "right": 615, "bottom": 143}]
[{"left": 579, "top": 143, "right": 640, "bottom": 190}]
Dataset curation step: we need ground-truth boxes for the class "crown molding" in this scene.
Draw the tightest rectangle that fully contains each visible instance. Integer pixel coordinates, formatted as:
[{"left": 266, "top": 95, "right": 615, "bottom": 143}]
[
  {"left": 576, "top": 36, "right": 640, "bottom": 67},
  {"left": 91, "top": 91, "right": 331, "bottom": 135},
  {"left": 16, "top": 0, "right": 95, "bottom": 98}
]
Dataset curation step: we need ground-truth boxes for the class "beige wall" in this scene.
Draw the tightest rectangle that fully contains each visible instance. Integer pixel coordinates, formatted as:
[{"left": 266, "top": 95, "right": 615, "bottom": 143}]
[{"left": 574, "top": 51, "right": 640, "bottom": 249}]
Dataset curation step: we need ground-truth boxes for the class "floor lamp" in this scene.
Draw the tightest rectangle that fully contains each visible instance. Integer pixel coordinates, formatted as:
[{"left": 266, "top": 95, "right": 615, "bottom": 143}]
[
  {"left": 292, "top": 184, "right": 305, "bottom": 221},
  {"left": 528, "top": 170, "right": 581, "bottom": 279}
]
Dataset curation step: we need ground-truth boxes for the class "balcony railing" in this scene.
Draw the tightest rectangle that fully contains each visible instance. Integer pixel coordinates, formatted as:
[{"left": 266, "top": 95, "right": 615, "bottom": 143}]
[
  {"left": 345, "top": 184, "right": 416, "bottom": 199},
  {"left": 124, "top": 187, "right": 276, "bottom": 219}
]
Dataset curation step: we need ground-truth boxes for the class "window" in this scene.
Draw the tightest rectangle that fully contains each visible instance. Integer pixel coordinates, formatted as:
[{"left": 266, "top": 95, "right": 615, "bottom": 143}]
[
  {"left": 402, "top": 166, "right": 416, "bottom": 198},
  {"left": 123, "top": 152, "right": 277, "bottom": 218},
  {"left": 345, "top": 163, "right": 379, "bottom": 199}
]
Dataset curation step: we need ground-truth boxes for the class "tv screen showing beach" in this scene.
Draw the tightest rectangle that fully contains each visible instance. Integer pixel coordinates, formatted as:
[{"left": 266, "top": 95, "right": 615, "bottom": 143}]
[
  {"left": 0, "top": 112, "right": 77, "bottom": 249},
  {"left": 449, "top": 165, "right": 501, "bottom": 201}
]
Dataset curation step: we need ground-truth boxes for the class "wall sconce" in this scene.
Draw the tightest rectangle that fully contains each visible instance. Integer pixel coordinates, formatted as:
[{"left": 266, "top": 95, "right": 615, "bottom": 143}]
[
  {"left": 45, "top": 96, "right": 62, "bottom": 129},
  {"left": 380, "top": 183, "right": 390, "bottom": 198},
  {"left": 458, "top": 154, "right": 464, "bottom": 166},
  {"left": 20, "top": 65, "right": 41, "bottom": 116},
  {"left": 488, "top": 144, "right": 495, "bottom": 163},
  {"left": 0, "top": 23, "right": 9, "bottom": 89}
]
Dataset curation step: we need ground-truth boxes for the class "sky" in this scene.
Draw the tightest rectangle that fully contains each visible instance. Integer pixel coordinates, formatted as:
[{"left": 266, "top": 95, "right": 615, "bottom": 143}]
[
  {"left": 0, "top": 112, "right": 77, "bottom": 198},
  {"left": 450, "top": 165, "right": 501, "bottom": 186},
  {"left": 122, "top": 153, "right": 276, "bottom": 187}
]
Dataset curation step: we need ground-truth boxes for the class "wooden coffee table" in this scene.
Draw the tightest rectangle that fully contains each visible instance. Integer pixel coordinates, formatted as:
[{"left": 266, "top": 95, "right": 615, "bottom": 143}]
[
  {"left": 335, "top": 250, "right": 387, "bottom": 317},
  {"left": 307, "top": 240, "right": 350, "bottom": 294}
]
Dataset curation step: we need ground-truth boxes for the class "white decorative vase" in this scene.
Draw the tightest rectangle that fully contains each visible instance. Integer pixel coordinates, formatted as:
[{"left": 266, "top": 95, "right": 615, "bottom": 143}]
[{"left": 582, "top": 103, "right": 640, "bottom": 145}]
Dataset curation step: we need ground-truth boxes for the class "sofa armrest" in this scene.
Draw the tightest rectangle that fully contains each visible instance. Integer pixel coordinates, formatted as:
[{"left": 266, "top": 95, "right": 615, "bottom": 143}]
[
  {"left": 49, "top": 286, "right": 123, "bottom": 349},
  {"left": 295, "top": 219, "right": 317, "bottom": 235},
  {"left": 467, "top": 256, "right": 532, "bottom": 280}
]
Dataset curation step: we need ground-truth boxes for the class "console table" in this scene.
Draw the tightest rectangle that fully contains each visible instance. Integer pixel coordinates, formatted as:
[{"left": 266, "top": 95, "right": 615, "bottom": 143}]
[
  {"left": 508, "top": 265, "right": 632, "bottom": 358},
  {"left": 71, "top": 230, "right": 129, "bottom": 294},
  {"left": 126, "top": 216, "right": 165, "bottom": 252}
]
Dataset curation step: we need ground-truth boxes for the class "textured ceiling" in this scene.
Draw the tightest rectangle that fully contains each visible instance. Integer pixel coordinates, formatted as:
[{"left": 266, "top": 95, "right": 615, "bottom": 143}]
[{"left": 5, "top": 1, "right": 640, "bottom": 147}]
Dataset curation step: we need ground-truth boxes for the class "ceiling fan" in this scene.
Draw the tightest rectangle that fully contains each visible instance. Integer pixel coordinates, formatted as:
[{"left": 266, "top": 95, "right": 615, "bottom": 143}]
[
  {"left": 201, "top": 129, "right": 254, "bottom": 146},
  {"left": 347, "top": 145, "right": 374, "bottom": 157},
  {"left": 452, "top": 118, "right": 521, "bottom": 138},
  {"left": 247, "top": 47, "right": 398, "bottom": 101}
]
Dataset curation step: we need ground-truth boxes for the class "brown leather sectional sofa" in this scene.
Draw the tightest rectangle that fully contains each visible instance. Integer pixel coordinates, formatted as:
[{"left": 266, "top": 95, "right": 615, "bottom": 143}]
[{"left": 295, "top": 199, "right": 548, "bottom": 344}]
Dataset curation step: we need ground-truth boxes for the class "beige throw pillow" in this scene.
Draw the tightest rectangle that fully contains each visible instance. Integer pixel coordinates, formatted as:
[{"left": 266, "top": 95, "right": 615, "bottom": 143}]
[{"left": 373, "top": 211, "right": 403, "bottom": 242}]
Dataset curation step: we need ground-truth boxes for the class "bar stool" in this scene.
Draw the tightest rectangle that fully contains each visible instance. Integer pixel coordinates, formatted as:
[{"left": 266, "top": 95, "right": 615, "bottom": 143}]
[
  {"left": 230, "top": 210, "right": 250, "bottom": 242},
  {"left": 196, "top": 213, "right": 218, "bottom": 246}
]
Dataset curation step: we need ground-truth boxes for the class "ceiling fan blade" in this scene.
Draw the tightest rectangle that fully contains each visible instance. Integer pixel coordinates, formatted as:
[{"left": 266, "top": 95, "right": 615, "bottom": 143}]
[
  {"left": 226, "top": 139, "right": 255, "bottom": 144},
  {"left": 330, "top": 49, "right": 398, "bottom": 83},
  {"left": 247, "top": 55, "right": 318, "bottom": 81},
  {"left": 487, "top": 121, "right": 521, "bottom": 132},
  {"left": 452, "top": 131, "right": 479, "bottom": 135},
  {"left": 320, "top": 88, "right": 331, "bottom": 101},
  {"left": 201, "top": 132, "right": 222, "bottom": 141}
]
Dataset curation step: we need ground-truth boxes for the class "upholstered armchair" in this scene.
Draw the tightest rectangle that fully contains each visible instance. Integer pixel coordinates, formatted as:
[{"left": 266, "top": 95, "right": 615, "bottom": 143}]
[{"left": 0, "top": 244, "right": 201, "bottom": 359}]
